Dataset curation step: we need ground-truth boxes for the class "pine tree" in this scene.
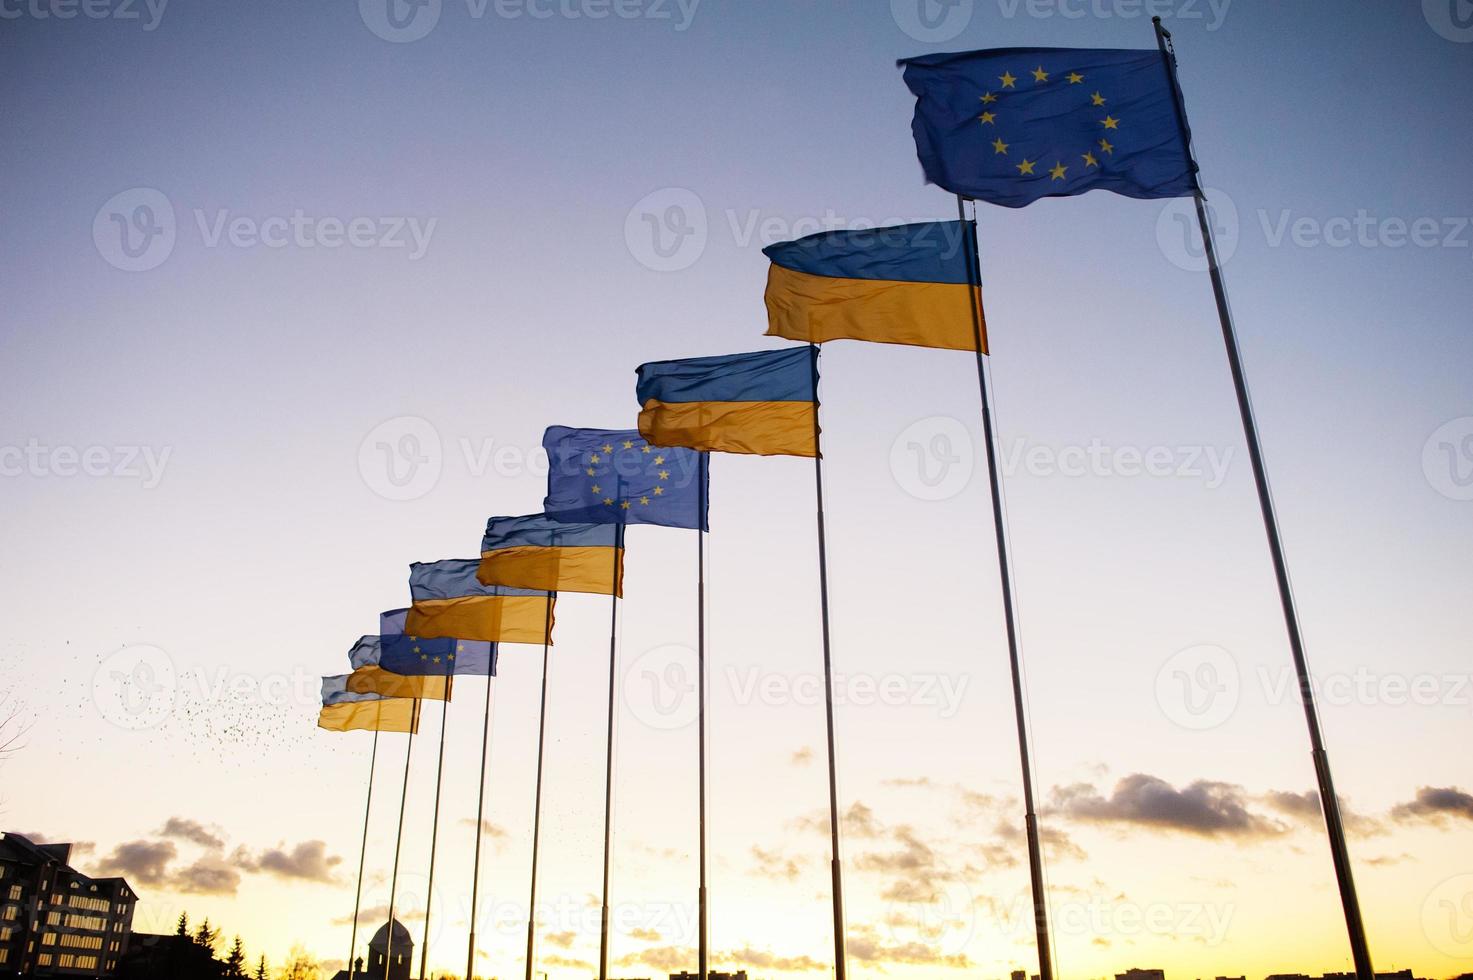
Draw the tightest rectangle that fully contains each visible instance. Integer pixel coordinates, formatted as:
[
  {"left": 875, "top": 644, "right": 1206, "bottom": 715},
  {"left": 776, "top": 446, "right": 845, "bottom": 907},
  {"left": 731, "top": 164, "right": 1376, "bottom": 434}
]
[
  {"left": 176, "top": 911, "right": 189, "bottom": 936},
  {"left": 194, "top": 917, "right": 219, "bottom": 952},
  {"left": 254, "top": 955, "right": 269, "bottom": 980},
  {"left": 225, "top": 935, "right": 246, "bottom": 976}
]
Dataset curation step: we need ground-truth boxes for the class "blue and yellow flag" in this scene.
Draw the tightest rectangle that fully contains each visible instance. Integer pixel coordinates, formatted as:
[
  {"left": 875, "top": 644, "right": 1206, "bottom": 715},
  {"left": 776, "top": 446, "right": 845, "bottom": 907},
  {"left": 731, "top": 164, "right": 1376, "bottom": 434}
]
[
  {"left": 899, "top": 47, "right": 1196, "bottom": 208},
  {"left": 404, "top": 559, "right": 554, "bottom": 645},
  {"left": 763, "top": 222, "right": 984, "bottom": 353},
  {"left": 636, "top": 348, "right": 817, "bottom": 457},
  {"left": 378, "top": 608, "right": 499, "bottom": 676},
  {"left": 544, "top": 426, "right": 707, "bottom": 530},
  {"left": 319, "top": 674, "right": 422, "bottom": 733},
  {"left": 344, "top": 640, "right": 452, "bottom": 701},
  {"left": 477, "top": 514, "right": 623, "bottom": 597}
]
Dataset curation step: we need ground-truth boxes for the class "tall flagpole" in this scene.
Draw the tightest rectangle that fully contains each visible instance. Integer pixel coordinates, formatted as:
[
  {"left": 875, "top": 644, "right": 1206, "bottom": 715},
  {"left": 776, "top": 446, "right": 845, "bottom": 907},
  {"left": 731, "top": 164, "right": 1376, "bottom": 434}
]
[
  {"left": 385, "top": 710, "right": 417, "bottom": 980},
  {"left": 957, "top": 197, "right": 1055, "bottom": 980},
  {"left": 696, "top": 452, "right": 709, "bottom": 980},
  {"left": 419, "top": 685, "right": 452, "bottom": 980},
  {"left": 807, "top": 344, "right": 847, "bottom": 980},
  {"left": 467, "top": 649, "right": 498, "bottom": 980},
  {"left": 525, "top": 594, "right": 555, "bottom": 980},
  {"left": 1152, "top": 18, "right": 1374, "bottom": 978},
  {"left": 347, "top": 729, "right": 379, "bottom": 980},
  {"left": 598, "top": 519, "right": 625, "bottom": 980}
]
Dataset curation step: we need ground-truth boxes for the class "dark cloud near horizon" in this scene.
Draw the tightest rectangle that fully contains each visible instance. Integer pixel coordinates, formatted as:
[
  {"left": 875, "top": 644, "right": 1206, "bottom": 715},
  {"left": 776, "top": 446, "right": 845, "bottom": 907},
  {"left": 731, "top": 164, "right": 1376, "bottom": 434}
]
[
  {"left": 233, "top": 840, "right": 341, "bottom": 883},
  {"left": 1049, "top": 773, "right": 1286, "bottom": 838},
  {"left": 1391, "top": 786, "right": 1473, "bottom": 824},
  {"left": 96, "top": 840, "right": 178, "bottom": 885},
  {"left": 159, "top": 817, "right": 225, "bottom": 850}
]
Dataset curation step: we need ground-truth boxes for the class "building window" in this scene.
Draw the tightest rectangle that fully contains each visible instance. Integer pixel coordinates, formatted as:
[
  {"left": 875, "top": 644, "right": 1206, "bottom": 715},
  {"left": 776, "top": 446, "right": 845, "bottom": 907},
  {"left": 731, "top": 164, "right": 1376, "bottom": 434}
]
[
  {"left": 0, "top": 948, "right": 8, "bottom": 965},
  {"left": 76, "top": 955, "right": 98, "bottom": 970},
  {"left": 5, "top": 886, "right": 18, "bottom": 901},
  {"left": 42, "top": 932, "right": 56, "bottom": 945},
  {"left": 36, "top": 953, "right": 53, "bottom": 967},
  {"left": 2, "top": 906, "right": 16, "bottom": 921}
]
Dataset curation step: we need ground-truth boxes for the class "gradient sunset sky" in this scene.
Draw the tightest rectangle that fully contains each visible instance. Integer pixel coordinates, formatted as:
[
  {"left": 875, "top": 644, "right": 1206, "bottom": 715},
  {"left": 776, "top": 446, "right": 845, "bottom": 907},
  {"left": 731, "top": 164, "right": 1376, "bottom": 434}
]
[{"left": 3, "top": 1, "right": 1472, "bottom": 978}]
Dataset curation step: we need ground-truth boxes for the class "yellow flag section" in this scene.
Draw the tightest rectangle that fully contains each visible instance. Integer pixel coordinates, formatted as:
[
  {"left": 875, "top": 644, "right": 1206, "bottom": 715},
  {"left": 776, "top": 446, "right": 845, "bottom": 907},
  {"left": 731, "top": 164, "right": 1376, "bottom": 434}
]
[
  {"left": 346, "top": 665, "right": 451, "bottom": 701},
  {"left": 317, "top": 698, "right": 422, "bottom": 733},
  {"left": 476, "top": 515, "right": 623, "bottom": 597},
  {"left": 404, "top": 558, "right": 555, "bottom": 643},
  {"left": 762, "top": 221, "right": 985, "bottom": 353}
]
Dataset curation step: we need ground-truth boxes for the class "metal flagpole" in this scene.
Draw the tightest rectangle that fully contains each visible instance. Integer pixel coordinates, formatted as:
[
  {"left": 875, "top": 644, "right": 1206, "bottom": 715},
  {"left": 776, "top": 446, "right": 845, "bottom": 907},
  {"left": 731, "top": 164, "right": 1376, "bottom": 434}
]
[
  {"left": 598, "top": 519, "right": 625, "bottom": 980},
  {"left": 807, "top": 344, "right": 847, "bottom": 980},
  {"left": 524, "top": 594, "right": 555, "bottom": 980},
  {"left": 956, "top": 197, "right": 1055, "bottom": 980},
  {"left": 696, "top": 452, "right": 709, "bottom": 980},
  {"left": 419, "top": 684, "right": 453, "bottom": 980},
  {"left": 385, "top": 708, "right": 417, "bottom": 980},
  {"left": 347, "top": 729, "right": 379, "bottom": 980},
  {"left": 466, "top": 648, "right": 498, "bottom": 980},
  {"left": 1152, "top": 18, "right": 1374, "bottom": 978}
]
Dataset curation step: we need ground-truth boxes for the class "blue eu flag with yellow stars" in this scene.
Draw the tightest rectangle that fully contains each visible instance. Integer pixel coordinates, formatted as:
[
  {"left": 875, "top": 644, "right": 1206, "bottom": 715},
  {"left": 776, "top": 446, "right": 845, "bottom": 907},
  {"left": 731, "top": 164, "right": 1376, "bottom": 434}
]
[
  {"left": 543, "top": 426, "right": 708, "bottom": 531},
  {"left": 899, "top": 47, "right": 1197, "bottom": 208},
  {"left": 377, "top": 608, "right": 498, "bottom": 676}
]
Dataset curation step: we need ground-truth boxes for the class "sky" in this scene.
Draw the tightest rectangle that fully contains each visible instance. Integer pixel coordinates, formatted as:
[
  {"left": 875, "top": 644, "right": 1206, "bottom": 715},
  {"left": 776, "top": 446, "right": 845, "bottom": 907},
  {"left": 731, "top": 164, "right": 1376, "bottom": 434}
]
[{"left": 2, "top": 1, "right": 1472, "bottom": 978}]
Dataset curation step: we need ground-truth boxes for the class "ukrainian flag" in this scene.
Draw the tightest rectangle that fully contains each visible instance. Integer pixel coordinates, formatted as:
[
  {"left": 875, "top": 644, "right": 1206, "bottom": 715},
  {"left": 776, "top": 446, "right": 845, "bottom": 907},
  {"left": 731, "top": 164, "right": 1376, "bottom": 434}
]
[
  {"left": 635, "top": 347, "right": 817, "bottom": 457},
  {"left": 406, "top": 559, "right": 554, "bottom": 644},
  {"left": 762, "top": 221, "right": 985, "bottom": 354},
  {"left": 319, "top": 674, "right": 422, "bottom": 733},
  {"left": 344, "top": 641, "right": 452, "bottom": 701},
  {"left": 476, "top": 514, "right": 622, "bottom": 597},
  {"left": 378, "top": 608, "right": 498, "bottom": 676}
]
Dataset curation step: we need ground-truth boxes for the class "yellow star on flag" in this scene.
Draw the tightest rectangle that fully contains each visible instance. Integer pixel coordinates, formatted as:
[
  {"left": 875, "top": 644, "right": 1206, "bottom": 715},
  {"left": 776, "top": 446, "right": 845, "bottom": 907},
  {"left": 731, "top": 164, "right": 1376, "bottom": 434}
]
[
  {"left": 602, "top": 443, "right": 613, "bottom": 453},
  {"left": 653, "top": 455, "right": 665, "bottom": 465},
  {"left": 592, "top": 484, "right": 601, "bottom": 493},
  {"left": 658, "top": 470, "right": 670, "bottom": 480},
  {"left": 590, "top": 453, "right": 601, "bottom": 463},
  {"left": 620, "top": 500, "right": 631, "bottom": 510},
  {"left": 978, "top": 111, "right": 996, "bottom": 125},
  {"left": 992, "top": 137, "right": 1009, "bottom": 155},
  {"left": 999, "top": 71, "right": 1017, "bottom": 88},
  {"left": 603, "top": 497, "right": 614, "bottom": 505},
  {"left": 641, "top": 445, "right": 651, "bottom": 453},
  {"left": 1032, "top": 66, "right": 1049, "bottom": 82},
  {"left": 1016, "top": 158, "right": 1036, "bottom": 175},
  {"left": 622, "top": 440, "right": 634, "bottom": 450},
  {"left": 1091, "top": 91, "right": 1106, "bottom": 106},
  {"left": 1101, "top": 115, "right": 1119, "bottom": 130},
  {"left": 585, "top": 467, "right": 596, "bottom": 477},
  {"left": 653, "top": 486, "right": 664, "bottom": 495},
  {"left": 1099, "top": 138, "right": 1114, "bottom": 154},
  {"left": 1082, "top": 151, "right": 1098, "bottom": 168},
  {"left": 980, "top": 91, "right": 997, "bottom": 104},
  {"left": 1049, "top": 162, "right": 1067, "bottom": 180},
  {"left": 639, "top": 496, "right": 650, "bottom": 506},
  {"left": 1067, "top": 72, "right": 1084, "bottom": 84}
]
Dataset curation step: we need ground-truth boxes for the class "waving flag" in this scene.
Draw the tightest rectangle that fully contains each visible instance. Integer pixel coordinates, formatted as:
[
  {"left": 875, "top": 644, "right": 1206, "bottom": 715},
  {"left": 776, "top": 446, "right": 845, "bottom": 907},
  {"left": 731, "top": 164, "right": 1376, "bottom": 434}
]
[
  {"left": 378, "top": 608, "right": 499, "bottom": 676},
  {"left": 764, "top": 222, "right": 984, "bottom": 353},
  {"left": 405, "top": 559, "right": 554, "bottom": 645},
  {"left": 319, "top": 674, "right": 422, "bottom": 733},
  {"left": 899, "top": 47, "right": 1196, "bottom": 208},
  {"left": 543, "top": 426, "right": 707, "bottom": 530},
  {"left": 636, "top": 347, "right": 817, "bottom": 457},
  {"left": 477, "top": 514, "right": 623, "bottom": 596},
  {"left": 344, "top": 640, "right": 451, "bottom": 701}
]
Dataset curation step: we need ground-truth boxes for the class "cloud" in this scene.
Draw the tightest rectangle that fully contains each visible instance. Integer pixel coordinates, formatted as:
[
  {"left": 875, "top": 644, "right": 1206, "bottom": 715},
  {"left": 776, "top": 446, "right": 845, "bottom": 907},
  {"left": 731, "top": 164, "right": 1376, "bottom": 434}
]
[
  {"left": 234, "top": 841, "right": 341, "bottom": 883},
  {"left": 171, "top": 859, "right": 241, "bottom": 896},
  {"left": 541, "top": 954, "right": 593, "bottom": 970},
  {"left": 543, "top": 931, "right": 577, "bottom": 949},
  {"left": 1050, "top": 774, "right": 1286, "bottom": 838},
  {"left": 616, "top": 945, "right": 691, "bottom": 971},
  {"left": 1262, "top": 789, "right": 1385, "bottom": 837},
  {"left": 790, "top": 747, "right": 814, "bottom": 767},
  {"left": 331, "top": 904, "right": 424, "bottom": 926},
  {"left": 991, "top": 820, "right": 1087, "bottom": 861},
  {"left": 845, "top": 923, "right": 971, "bottom": 968},
  {"left": 749, "top": 845, "right": 806, "bottom": 882},
  {"left": 159, "top": 818, "right": 225, "bottom": 850},
  {"left": 794, "top": 801, "right": 884, "bottom": 839},
  {"left": 458, "top": 818, "right": 508, "bottom": 840},
  {"left": 96, "top": 840, "right": 178, "bottom": 885},
  {"left": 1392, "top": 786, "right": 1473, "bottom": 825},
  {"left": 720, "top": 946, "right": 826, "bottom": 971},
  {"left": 627, "top": 927, "right": 662, "bottom": 942}
]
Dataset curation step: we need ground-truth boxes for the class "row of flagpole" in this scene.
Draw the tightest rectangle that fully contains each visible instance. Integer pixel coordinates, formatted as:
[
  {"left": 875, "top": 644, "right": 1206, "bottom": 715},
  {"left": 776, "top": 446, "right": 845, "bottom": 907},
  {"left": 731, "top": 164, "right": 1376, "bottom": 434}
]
[{"left": 327, "top": 19, "right": 1378, "bottom": 980}]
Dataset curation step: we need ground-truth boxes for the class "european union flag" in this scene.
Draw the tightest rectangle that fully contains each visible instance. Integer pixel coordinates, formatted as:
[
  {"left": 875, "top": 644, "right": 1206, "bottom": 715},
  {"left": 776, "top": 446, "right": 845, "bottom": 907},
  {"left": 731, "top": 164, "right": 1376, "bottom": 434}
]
[
  {"left": 899, "top": 47, "right": 1197, "bottom": 208},
  {"left": 544, "top": 426, "right": 708, "bottom": 531},
  {"left": 378, "top": 608, "right": 497, "bottom": 676}
]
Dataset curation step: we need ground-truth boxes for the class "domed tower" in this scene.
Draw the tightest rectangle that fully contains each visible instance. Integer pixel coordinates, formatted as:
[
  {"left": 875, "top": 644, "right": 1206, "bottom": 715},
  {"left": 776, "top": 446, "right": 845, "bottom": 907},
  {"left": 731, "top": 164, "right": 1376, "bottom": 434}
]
[{"left": 366, "top": 919, "right": 414, "bottom": 980}]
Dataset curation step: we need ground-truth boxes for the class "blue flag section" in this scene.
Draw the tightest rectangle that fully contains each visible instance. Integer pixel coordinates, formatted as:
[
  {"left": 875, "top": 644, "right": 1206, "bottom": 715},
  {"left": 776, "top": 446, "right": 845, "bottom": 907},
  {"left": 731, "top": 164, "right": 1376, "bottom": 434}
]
[
  {"left": 378, "top": 606, "right": 498, "bottom": 676},
  {"left": 543, "top": 426, "right": 708, "bottom": 530},
  {"left": 899, "top": 47, "right": 1197, "bottom": 208}
]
